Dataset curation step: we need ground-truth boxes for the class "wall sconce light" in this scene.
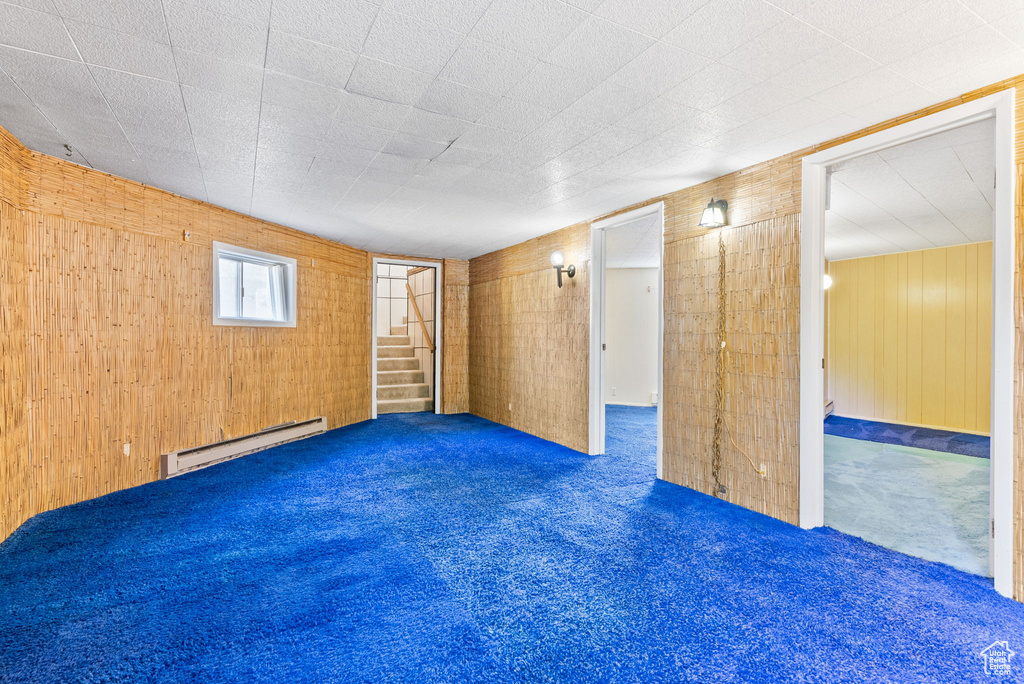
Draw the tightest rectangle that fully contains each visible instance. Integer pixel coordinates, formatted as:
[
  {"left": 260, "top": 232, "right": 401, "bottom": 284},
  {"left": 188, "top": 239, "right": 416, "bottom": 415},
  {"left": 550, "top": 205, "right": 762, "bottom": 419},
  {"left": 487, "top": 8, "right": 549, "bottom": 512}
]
[
  {"left": 823, "top": 273, "right": 833, "bottom": 290},
  {"left": 551, "top": 251, "right": 575, "bottom": 288},
  {"left": 699, "top": 198, "right": 728, "bottom": 228}
]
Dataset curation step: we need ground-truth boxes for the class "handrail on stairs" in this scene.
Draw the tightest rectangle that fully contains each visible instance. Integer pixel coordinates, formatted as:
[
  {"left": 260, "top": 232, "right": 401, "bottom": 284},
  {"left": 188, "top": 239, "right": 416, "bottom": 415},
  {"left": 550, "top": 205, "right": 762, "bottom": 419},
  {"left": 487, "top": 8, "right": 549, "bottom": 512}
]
[{"left": 405, "top": 283, "right": 435, "bottom": 352}]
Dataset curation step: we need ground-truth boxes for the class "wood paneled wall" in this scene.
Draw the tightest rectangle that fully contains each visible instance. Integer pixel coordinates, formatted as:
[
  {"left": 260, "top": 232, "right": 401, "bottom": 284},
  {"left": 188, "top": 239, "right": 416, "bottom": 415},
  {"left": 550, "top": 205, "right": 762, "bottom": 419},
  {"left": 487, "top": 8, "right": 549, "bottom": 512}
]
[
  {"left": 468, "top": 223, "right": 590, "bottom": 452},
  {"left": 0, "top": 129, "right": 373, "bottom": 542},
  {"left": 469, "top": 74, "right": 1024, "bottom": 598},
  {"left": 828, "top": 243, "right": 992, "bottom": 433},
  {"left": 442, "top": 259, "right": 469, "bottom": 414}
]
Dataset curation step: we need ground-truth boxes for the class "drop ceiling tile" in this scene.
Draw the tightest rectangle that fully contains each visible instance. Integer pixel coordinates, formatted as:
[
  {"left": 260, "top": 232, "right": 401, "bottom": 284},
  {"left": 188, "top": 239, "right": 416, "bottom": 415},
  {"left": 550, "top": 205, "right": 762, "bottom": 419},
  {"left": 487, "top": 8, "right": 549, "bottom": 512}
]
[
  {"left": 259, "top": 101, "right": 334, "bottom": 139},
  {"left": 768, "top": 44, "right": 879, "bottom": 97},
  {"left": 663, "top": 62, "right": 760, "bottom": 111},
  {"left": 888, "top": 25, "right": 1017, "bottom": 85},
  {"left": 560, "top": 80, "right": 653, "bottom": 126},
  {"left": 177, "top": 0, "right": 272, "bottom": 26},
  {"left": 270, "top": 0, "right": 377, "bottom": 52},
  {"left": 923, "top": 49, "right": 1024, "bottom": 101},
  {"left": 51, "top": 0, "right": 168, "bottom": 43},
  {"left": 362, "top": 10, "right": 464, "bottom": 75},
  {"left": 262, "top": 71, "right": 344, "bottom": 118},
  {"left": 847, "top": 86, "right": 938, "bottom": 125},
  {"left": 0, "top": 3, "right": 79, "bottom": 59},
  {"left": 173, "top": 48, "right": 264, "bottom": 100},
  {"left": 346, "top": 56, "right": 434, "bottom": 106},
  {"left": 594, "top": 0, "right": 709, "bottom": 39},
  {"left": 321, "top": 120, "right": 392, "bottom": 150},
  {"left": 256, "top": 145, "right": 314, "bottom": 180},
  {"left": 89, "top": 66, "right": 193, "bottom": 145},
  {"left": 720, "top": 17, "right": 843, "bottom": 80},
  {"left": 546, "top": 16, "right": 654, "bottom": 81},
  {"left": 383, "top": 0, "right": 490, "bottom": 33},
  {"left": 793, "top": 0, "right": 924, "bottom": 42},
  {"left": 182, "top": 86, "right": 260, "bottom": 145},
  {"left": 609, "top": 41, "right": 711, "bottom": 97},
  {"left": 266, "top": 31, "right": 358, "bottom": 90},
  {"left": 617, "top": 98, "right": 703, "bottom": 136},
  {"left": 0, "top": 47, "right": 109, "bottom": 119},
  {"left": 756, "top": 98, "right": 840, "bottom": 135},
  {"left": 165, "top": 1, "right": 267, "bottom": 66},
  {"left": 193, "top": 135, "right": 257, "bottom": 174},
  {"left": 399, "top": 108, "right": 471, "bottom": 143},
  {"left": 663, "top": 0, "right": 789, "bottom": 61},
  {"left": 710, "top": 81, "right": 802, "bottom": 122},
  {"left": 451, "top": 124, "right": 519, "bottom": 154},
  {"left": 474, "top": 97, "right": 553, "bottom": 135},
  {"left": 4, "top": 0, "right": 58, "bottom": 12},
  {"left": 333, "top": 90, "right": 411, "bottom": 130},
  {"left": 506, "top": 61, "right": 599, "bottom": 111},
  {"left": 64, "top": 20, "right": 177, "bottom": 81},
  {"left": 383, "top": 132, "right": 448, "bottom": 159},
  {"left": 844, "top": 0, "right": 984, "bottom": 65},
  {"left": 307, "top": 154, "right": 373, "bottom": 182},
  {"left": 470, "top": 0, "right": 588, "bottom": 59},
  {"left": 417, "top": 78, "right": 499, "bottom": 119},
  {"left": 439, "top": 38, "right": 537, "bottom": 95},
  {"left": 431, "top": 144, "right": 492, "bottom": 167}
]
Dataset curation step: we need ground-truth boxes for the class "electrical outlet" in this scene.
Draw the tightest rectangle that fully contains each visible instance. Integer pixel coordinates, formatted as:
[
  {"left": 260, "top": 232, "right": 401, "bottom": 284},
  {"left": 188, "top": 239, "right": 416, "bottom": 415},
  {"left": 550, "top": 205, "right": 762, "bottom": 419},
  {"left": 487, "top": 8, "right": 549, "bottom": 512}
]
[
  {"left": 182, "top": 230, "right": 190, "bottom": 241},
  {"left": 759, "top": 463, "right": 767, "bottom": 478},
  {"left": 718, "top": 484, "right": 727, "bottom": 495},
  {"left": 611, "top": 387, "right": 616, "bottom": 396},
  {"left": 508, "top": 403, "right": 512, "bottom": 411},
  {"left": 123, "top": 443, "right": 131, "bottom": 457}
]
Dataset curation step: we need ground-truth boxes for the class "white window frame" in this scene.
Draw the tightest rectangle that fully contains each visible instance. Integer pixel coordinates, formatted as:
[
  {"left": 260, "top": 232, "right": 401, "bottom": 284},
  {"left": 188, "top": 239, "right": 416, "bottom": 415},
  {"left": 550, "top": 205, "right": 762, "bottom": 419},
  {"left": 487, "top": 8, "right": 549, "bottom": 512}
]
[{"left": 212, "top": 241, "right": 297, "bottom": 328}]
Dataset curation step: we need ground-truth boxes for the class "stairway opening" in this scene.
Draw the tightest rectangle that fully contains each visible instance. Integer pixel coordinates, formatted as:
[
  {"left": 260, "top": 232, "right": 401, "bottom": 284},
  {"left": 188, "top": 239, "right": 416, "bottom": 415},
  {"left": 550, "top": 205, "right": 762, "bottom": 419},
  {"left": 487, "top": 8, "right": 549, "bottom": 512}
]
[{"left": 373, "top": 260, "right": 439, "bottom": 416}]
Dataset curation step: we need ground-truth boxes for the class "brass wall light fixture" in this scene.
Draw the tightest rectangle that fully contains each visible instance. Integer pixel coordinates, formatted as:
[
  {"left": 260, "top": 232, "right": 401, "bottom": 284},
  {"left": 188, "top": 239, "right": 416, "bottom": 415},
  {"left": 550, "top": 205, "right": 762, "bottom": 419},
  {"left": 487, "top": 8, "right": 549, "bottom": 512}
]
[
  {"left": 550, "top": 251, "right": 575, "bottom": 288},
  {"left": 699, "top": 198, "right": 728, "bottom": 228}
]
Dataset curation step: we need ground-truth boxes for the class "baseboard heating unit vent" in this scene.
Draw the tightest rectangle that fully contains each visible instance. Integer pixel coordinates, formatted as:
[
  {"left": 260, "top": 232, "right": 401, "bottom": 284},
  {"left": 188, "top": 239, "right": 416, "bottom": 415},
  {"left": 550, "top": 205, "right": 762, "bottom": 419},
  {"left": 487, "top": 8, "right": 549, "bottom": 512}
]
[{"left": 160, "top": 417, "right": 327, "bottom": 479}]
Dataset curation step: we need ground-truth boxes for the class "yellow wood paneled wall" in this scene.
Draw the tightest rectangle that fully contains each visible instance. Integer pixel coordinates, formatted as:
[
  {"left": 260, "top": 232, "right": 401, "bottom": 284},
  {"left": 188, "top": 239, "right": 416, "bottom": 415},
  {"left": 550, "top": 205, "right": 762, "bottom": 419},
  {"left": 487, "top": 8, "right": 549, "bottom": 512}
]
[
  {"left": 828, "top": 244, "right": 992, "bottom": 433},
  {"left": 469, "top": 74, "right": 1024, "bottom": 599},
  {"left": 468, "top": 223, "right": 590, "bottom": 452},
  {"left": 442, "top": 259, "right": 469, "bottom": 414},
  {"left": 0, "top": 130, "right": 373, "bottom": 542}
]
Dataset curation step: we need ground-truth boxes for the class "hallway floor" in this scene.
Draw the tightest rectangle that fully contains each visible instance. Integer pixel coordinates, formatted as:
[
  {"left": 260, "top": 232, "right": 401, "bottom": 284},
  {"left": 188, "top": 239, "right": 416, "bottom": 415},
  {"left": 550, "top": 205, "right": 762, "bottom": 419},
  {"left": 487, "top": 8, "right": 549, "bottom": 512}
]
[{"left": 2, "top": 410, "right": 1022, "bottom": 683}]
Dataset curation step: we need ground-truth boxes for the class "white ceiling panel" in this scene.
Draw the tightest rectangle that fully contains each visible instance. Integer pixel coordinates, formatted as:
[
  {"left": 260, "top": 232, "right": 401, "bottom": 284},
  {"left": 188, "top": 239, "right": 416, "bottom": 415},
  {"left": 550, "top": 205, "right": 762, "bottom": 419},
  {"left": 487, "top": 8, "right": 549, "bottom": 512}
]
[
  {"left": 825, "top": 119, "right": 994, "bottom": 261},
  {"left": 0, "top": 0, "right": 1020, "bottom": 259}
]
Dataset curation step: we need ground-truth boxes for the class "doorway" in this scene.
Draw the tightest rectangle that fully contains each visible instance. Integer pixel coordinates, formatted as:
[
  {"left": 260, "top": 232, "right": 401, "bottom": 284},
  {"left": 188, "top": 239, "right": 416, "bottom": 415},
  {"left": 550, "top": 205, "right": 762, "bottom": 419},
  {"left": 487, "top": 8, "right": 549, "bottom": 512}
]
[
  {"left": 590, "top": 203, "right": 665, "bottom": 477},
  {"left": 800, "top": 91, "right": 1016, "bottom": 596},
  {"left": 371, "top": 258, "right": 442, "bottom": 417}
]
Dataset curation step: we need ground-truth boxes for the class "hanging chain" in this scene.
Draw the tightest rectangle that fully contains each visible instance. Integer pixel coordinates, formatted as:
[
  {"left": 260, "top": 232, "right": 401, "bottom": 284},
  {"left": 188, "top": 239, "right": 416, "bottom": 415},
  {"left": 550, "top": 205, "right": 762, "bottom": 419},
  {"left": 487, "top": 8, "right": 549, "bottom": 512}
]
[{"left": 711, "top": 232, "right": 727, "bottom": 496}]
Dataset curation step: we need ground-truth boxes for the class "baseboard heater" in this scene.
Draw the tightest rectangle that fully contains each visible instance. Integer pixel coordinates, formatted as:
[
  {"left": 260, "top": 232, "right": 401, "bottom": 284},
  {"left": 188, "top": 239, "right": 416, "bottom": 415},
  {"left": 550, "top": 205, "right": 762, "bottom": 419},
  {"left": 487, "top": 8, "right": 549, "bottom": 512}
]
[{"left": 160, "top": 417, "right": 327, "bottom": 479}]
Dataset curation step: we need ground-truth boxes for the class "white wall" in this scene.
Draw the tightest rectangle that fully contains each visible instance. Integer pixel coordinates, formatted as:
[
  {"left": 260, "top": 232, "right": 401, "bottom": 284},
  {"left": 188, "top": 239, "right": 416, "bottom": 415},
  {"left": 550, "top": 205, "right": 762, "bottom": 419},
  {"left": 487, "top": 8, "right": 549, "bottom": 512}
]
[{"left": 605, "top": 268, "right": 659, "bottom": 406}]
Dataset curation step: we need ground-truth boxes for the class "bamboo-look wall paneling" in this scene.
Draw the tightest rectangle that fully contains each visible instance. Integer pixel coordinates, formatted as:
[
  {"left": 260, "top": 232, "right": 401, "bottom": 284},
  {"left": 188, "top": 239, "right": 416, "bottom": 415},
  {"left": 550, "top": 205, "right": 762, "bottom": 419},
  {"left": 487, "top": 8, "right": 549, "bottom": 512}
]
[
  {"left": 828, "top": 243, "right": 992, "bottom": 434},
  {"left": 442, "top": 259, "right": 469, "bottom": 414},
  {"left": 468, "top": 222, "right": 590, "bottom": 452},
  {"left": 0, "top": 128, "right": 374, "bottom": 541},
  {"left": 0, "top": 200, "right": 29, "bottom": 541}
]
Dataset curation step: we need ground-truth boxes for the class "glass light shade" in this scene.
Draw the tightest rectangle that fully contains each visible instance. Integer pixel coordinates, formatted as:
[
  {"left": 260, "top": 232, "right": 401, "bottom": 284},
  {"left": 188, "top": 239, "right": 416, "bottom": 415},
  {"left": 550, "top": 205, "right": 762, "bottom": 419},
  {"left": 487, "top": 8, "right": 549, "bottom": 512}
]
[
  {"left": 823, "top": 273, "right": 833, "bottom": 290},
  {"left": 698, "top": 199, "right": 727, "bottom": 228},
  {"left": 550, "top": 251, "right": 564, "bottom": 267}
]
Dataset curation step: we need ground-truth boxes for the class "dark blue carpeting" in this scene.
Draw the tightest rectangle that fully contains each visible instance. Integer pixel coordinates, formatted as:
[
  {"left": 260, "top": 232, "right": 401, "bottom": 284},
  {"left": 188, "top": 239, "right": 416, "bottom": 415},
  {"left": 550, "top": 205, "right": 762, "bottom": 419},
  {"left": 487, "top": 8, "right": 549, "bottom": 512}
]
[
  {"left": 824, "top": 415, "right": 991, "bottom": 459},
  {"left": 2, "top": 408, "right": 1022, "bottom": 683}
]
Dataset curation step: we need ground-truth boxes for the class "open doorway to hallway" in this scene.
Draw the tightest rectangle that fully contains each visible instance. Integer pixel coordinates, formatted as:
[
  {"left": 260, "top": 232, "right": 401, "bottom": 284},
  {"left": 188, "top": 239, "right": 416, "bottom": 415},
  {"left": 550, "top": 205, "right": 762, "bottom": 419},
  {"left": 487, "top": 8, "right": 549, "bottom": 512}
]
[
  {"left": 373, "top": 260, "right": 440, "bottom": 416},
  {"left": 590, "top": 204, "right": 665, "bottom": 474},
  {"left": 822, "top": 120, "right": 995, "bottom": 577}
]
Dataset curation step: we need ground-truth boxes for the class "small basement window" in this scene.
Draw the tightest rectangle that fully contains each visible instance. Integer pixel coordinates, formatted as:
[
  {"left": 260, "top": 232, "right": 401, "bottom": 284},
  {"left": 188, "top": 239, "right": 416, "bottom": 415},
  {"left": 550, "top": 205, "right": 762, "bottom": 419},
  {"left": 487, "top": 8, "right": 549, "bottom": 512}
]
[{"left": 212, "top": 242, "right": 297, "bottom": 327}]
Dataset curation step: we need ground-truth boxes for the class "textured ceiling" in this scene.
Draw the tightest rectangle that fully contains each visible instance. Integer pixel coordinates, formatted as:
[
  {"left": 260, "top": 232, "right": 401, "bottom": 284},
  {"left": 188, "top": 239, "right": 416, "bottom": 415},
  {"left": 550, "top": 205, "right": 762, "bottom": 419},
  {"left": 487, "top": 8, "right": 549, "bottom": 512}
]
[
  {"left": 606, "top": 212, "right": 660, "bottom": 268},
  {"left": 825, "top": 118, "right": 994, "bottom": 261},
  {"left": 0, "top": 0, "right": 1022, "bottom": 258}
]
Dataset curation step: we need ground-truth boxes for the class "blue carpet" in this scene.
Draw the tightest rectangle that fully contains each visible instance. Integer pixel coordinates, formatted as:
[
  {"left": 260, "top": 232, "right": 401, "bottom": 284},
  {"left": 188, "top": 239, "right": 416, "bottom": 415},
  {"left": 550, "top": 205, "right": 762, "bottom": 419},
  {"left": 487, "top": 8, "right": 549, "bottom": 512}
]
[
  {"left": 2, "top": 409, "right": 1023, "bottom": 683},
  {"left": 824, "top": 415, "right": 990, "bottom": 459}
]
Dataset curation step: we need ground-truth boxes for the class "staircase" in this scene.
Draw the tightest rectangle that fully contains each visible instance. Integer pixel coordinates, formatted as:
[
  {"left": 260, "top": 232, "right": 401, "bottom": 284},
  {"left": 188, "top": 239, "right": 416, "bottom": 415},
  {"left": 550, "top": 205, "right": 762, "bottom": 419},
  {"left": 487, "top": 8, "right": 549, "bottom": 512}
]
[{"left": 377, "top": 326, "right": 433, "bottom": 414}]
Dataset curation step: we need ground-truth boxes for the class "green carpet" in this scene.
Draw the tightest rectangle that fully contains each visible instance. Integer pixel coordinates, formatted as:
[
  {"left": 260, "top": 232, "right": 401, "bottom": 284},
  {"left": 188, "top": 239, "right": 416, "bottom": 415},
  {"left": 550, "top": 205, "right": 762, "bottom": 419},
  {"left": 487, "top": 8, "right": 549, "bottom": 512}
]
[{"left": 824, "top": 435, "right": 990, "bottom": 577}]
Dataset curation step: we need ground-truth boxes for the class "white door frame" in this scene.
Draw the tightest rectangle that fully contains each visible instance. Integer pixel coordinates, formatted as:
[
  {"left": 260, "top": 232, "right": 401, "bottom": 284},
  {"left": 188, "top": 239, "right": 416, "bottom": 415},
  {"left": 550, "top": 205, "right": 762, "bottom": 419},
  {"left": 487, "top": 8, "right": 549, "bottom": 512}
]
[
  {"left": 799, "top": 90, "right": 1016, "bottom": 597},
  {"left": 371, "top": 257, "right": 443, "bottom": 419},
  {"left": 590, "top": 202, "right": 665, "bottom": 478}
]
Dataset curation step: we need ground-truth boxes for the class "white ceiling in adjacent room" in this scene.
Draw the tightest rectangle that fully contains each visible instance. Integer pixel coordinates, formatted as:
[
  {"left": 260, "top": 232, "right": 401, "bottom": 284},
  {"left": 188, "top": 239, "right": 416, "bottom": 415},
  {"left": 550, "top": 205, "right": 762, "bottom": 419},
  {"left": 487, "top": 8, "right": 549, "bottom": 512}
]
[
  {"left": 606, "top": 212, "right": 660, "bottom": 268},
  {"left": 825, "top": 118, "right": 994, "bottom": 261},
  {"left": 0, "top": 0, "right": 1021, "bottom": 258}
]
